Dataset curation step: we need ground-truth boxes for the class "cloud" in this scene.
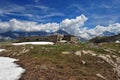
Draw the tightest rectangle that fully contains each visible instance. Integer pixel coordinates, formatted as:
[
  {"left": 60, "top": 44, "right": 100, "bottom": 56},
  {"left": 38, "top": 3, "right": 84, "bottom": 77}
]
[
  {"left": 60, "top": 14, "right": 88, "bottom": 36},
  {"left": 70, "top": 3, "right": 120, "bottom": 26},
  {"left": 0, "top": 14, "right": 87, "bottom": 34},
  {"left": 0, "top": 19, "right": 60, "bottom": 33},
  {"left": 38, "top": 13, "right": 65, "bottom": 19},
  {"left": 0, "top": 3, "right": 64, "bottom": 22},
  {"left": 0, "top": 4, "right": 25, "bottom": 16},
  {"left": 27, "top": 5, "right": 51, "bottom": 12},
  {"left": 88, "top": 23, "right": 120, "bottom": 36},
  {"left": 5, "top": 12, "right": 33, "bottom": 17},
  {"left": 0, "top": 14, "right": 120, "bottom": 40}
]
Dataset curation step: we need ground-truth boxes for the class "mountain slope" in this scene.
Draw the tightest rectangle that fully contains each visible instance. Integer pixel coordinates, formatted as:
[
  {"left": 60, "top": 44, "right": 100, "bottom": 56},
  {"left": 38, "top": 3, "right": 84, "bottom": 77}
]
[
  {"left": 89, "top": 34, "right": 120, "bottom": 43},
  {"left": 0, "top": 30, "right": 119, "bottom": 42}
]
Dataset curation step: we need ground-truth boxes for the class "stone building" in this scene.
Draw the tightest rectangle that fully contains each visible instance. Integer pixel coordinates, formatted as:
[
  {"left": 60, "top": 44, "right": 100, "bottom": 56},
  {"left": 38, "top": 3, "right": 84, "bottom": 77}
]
[{"left": 17, "top": 34, "right": 78, "bottom": 43}]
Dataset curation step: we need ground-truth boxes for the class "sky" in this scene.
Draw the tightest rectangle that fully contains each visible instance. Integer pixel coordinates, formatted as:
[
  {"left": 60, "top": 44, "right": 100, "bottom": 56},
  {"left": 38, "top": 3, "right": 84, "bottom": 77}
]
[{"left": 0, "top": 0, "right": 120, "bottom": 39}]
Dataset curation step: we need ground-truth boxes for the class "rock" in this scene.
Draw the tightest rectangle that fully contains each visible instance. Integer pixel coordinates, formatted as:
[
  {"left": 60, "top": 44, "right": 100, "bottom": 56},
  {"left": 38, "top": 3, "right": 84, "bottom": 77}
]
[
  {"left": 19, "top": 48, "right": 29, "bottom": 54},
  {"left": 116, "top": 57, "right": 120, "bottom": 64},
  {"left": 87, "top": 50, "right": 96, "bottom": 56},
  {"left": 98, "top": 54, "right": 114, "bottom": 66},
  {"left": 96, "top": 74, "right": 106, "bottom": 80},
  {"left": 81, "top": 50, "right": 88, "bottom": 55},
  {"left": 112, "top": 55, "right": 117, "bottom": 58},
  {"left": 98, "top": 54, "right": 120, "bottom": 80},
  {"left": 30, "top": 46, "right": 34, "bottom": 49},
  {"left": 81, "top": 60, "right": 86, "bottom": 65},
  {"left": 62, "top": 51, "right": 70, "bottom": 55},
  {"left": 119, "top": 51, "right": 120, "bottom": 53},
  {"left": 81, "top": 50, "right": 96, "bottom": 56},
  {"left": 97, "top": 61, "right": 104, "bottom": 63},
  {"left": 51, "top": 67, "right": 54, "bottom": 70},
  {"left": 39, "top": 65, "right": 48, "bottom": 70},
  {"left": 87, "top": 43, "right": 99, "bottom": 48},
  {"left": 74, "top": 51, "right": 82, "bottom": 56}
]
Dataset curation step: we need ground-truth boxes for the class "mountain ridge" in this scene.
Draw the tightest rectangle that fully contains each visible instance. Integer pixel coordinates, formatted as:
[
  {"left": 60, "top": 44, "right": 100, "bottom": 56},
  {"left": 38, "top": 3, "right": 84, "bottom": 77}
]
[{"left": 0, "top": 30, "right": 119, "bottom": 42}]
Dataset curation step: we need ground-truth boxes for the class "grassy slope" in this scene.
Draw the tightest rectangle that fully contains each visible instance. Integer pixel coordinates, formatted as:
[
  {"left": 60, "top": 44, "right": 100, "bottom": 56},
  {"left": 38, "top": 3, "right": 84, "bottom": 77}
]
[{"left": 0, "top": 42, "right": 119, "bottom": 80}]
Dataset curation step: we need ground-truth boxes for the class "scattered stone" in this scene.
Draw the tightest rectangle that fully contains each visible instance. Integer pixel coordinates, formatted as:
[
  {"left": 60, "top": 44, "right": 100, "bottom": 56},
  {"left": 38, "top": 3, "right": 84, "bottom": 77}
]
[
  {"left": 51, "top": 67, "right": 54, "bottom": 70},
  {"left": 39, "top": 65, "right": 48, "bottom": 70},
  {"left": 96, "top": 74, "right": 106, "bottom": 80},
  {"left": 104, "top": 49, "right": 116, "bottom": 54},
  {"left": 112, "top": 55, "right": 117, "bottom": 58},
  {"left": 74, "top": 51, "right": 82, "bottom": 56},
  {"left": 87, "top": 50, "right": 96, "bottom": 56},
  {"left": 30, "top": 46, "right": 34, "bottom": 49},
  {"left": 97, "top": 60, "right": 104, "bottom": 63},
  {"left": 98, "top": 54, "right": 114, "bottom": 66},
  {"left": 19, "top": 48, "right": 29, "bottom": 54},
  {"left": 12, "top": 52, "right": 17, "bottom": 56},
  {"left": 81, "top": 60, "right": 86, "bottom": 65},
  {"left": 81, "top": 50, "right": 96, "bottom": 56},
  {"left": 119, "top": 51, "right": 120, "bottom": 53},
  {"left": 62, "top": 51, "right": 70, "bottom": 55},
  {"left": 116, "top": 57, "right": 120, "bottom": 64},
  {"left": 98, "top": 54, "right": 120, "bottom": 80},
  {"left": 81, "top": 50, "right": 88, "bottom": 55},
  {"left": 87, "top": 43, "right": 99, "bottom": 48}
]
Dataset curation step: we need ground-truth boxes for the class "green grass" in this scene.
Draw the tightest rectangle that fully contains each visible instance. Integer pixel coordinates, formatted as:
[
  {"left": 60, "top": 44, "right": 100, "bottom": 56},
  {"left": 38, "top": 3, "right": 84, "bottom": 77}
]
[
  {"left": 25, "top": 43, "right": 107, "bottom": 65},
  {"left": 101, "top": 43, "right": 120, "bottom": 50},
  {"left": 0, "top": 41, "right": 12, "bottom": 46},
  {"left": 98, "top": 43, "right": 120, "bottom": 56},
  {"left": 1, "top": 42, "right": 117, "bottom": 79}
]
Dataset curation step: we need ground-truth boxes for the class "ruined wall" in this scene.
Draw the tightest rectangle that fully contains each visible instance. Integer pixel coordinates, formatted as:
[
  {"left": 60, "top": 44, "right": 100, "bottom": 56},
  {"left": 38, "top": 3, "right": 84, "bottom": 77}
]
[
  {"left": 63, "top": 35, "right": 77, "bottom": 42},
  {"left": 17, "top": 35, "right": 77, "bottom": 43},
  {"left": 70, "top": 37, "right": 78, "bottom": 42}
]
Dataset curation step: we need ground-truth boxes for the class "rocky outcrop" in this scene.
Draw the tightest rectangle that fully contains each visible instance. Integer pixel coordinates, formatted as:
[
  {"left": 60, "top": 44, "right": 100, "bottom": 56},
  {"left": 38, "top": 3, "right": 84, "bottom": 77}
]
[
  {"left": 98, "top": 54, "right": 120, "bottom": 80},
  {"left": 62, "top": 50, "right": 120, "bottom": 80}
]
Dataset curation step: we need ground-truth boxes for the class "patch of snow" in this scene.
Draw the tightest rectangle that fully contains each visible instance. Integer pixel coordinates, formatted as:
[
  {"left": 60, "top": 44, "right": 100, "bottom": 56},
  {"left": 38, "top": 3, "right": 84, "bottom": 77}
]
[
  {"left": 60, "top": 40, "right": 67, "bottom": 43},
  {"left": 0, "top": 57, "right": 25, "bottom": 80},
  {"left": 115, "top": 40, "right": 120, "bottom": 43},
  {"left": 12, "top": 42, "right": 54, "bottom": 45}
]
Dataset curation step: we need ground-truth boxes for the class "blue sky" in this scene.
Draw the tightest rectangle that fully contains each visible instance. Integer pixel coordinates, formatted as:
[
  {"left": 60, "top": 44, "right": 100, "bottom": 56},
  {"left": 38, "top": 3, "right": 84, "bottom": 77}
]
[{"left": 0, "top": 0, "right": 120, "bottom": 28}]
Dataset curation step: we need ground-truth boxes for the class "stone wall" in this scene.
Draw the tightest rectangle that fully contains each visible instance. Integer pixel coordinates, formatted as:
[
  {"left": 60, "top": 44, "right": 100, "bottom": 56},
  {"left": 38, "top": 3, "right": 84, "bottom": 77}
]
[{"left": 17, "top": 35, "right": 77, "bottom": 43}]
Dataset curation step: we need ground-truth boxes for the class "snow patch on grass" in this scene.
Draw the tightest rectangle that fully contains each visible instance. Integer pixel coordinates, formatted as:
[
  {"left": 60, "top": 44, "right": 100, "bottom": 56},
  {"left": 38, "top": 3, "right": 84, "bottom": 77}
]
[
  {"left": 12, "top": 42, "right": 54, "bottom": 45},
  {"left": 0, "top": 57, "right": 25, "bottom": 80}
]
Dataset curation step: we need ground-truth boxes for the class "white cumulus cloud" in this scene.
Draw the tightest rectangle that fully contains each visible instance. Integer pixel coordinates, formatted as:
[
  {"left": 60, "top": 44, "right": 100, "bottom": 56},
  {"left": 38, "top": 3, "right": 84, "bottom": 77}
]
[
  {"left": 88, "top": 23, "right": 120, "bottom": 38},
  {"left": 0, "top": 14, "right": 120, "bottom": 40},
  {"left": 60, "top": 14, "right": 88, "bottom": 36},
  {"left": 0, "top": 19, "right": 59, "bottom": 33}
]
